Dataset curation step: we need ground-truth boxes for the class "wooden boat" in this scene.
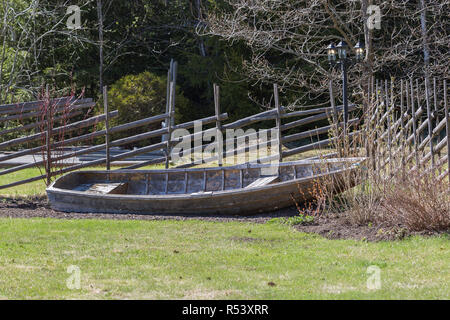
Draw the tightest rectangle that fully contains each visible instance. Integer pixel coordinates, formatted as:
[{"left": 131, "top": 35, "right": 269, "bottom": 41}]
[{"left": 47, "top": 158, "right": 365, "bottom": 215}]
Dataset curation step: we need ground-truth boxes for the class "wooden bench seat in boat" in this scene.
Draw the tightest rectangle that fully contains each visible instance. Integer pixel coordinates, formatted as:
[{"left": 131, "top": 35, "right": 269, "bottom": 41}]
[
  {"left": 73, "top": 182, "right": 128, "bottom": 194},
  {"left": 244, "top": 175, "right": 279, "bottom": 188}
]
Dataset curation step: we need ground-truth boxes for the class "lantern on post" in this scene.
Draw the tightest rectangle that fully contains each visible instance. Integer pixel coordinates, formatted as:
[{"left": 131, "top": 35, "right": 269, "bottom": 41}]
[{"left": 326, "top": 39, "right": 365, "bottom": 130}]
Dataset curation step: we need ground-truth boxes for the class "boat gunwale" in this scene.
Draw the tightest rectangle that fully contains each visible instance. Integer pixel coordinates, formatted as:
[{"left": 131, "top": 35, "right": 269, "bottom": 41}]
[{"left": 47, "top": 158, "right": 366, "bottom": 200}]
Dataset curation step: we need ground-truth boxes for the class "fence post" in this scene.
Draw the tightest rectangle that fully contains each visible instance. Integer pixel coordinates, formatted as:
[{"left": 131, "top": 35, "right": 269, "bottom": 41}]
[
  {"left": 433, "top": 77, "right": 441, "bottom": 173},
  {"left": 45, "top": 85, "right": 52, "bottom": 186},
  {"left": 273, "top": 83, "right": 283, "bottom": 163},
  {"left": 379, "top": 80, "right": 387, "bottom": 172},
  {"left": 369, "top": 76, "right": 376, "bottom": 170},
  {"left": 424, "top": 78, "right": 435, "bottom": 170},
  {"left": 415, "top": 79, "right": 422, "bottom": 163},
  {"left": 405, "top": 80, "right": 412, "bottom": 155},
  {"left": 45, "top": 131, "right": 51, "bottom": 186},
  {"left": 365, "top": 77, "right": 371, "bottom": 157},
  {"left": 165, "top": 82, "right": 175, "bottom": 169},
  {"left": 165, "top": 60, "right": 172, "bottom": 116},
  {"left": 329, "top": 80, "right": 342, "bottom": 158},
  {"left": 163, "top": 62, "right": 172, "bottom": 143},
  {"left": 103, "top": 85, "right": 110, "bottom": 171},
  {"left": 213, "top": 84, "right": 223, "bottom": 166},
  {"left": 163, "top": 60, "right": 177, "bottom": 140},
  {"left": 444, "top": 79, "right": 449, "bottom": 183},
  {"left": 400, "top": 79, "right": 405, "bottom": 178},
  {"left": 384, "top": 80, "right": 392, "bottom": 174},
  {"left": 375, "top": 79, "right": 380, "bottom": 171},
  {"left": 329, "top": 80, "right": 338, "bottom": 125},
  {"left": 171, "top": 61, "right": 178, "bottom": 127},
  {"left": 410, "top": 78, "right": 419, "bottom": 169},
  {"left": 433, "top": 78, "right": 439, "bottom": 124}
]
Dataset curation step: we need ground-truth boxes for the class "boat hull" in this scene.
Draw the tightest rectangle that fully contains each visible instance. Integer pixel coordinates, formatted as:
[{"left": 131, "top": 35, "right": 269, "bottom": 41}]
[{"left": 47, "top": 160, "right": 363, "bottom": 215}]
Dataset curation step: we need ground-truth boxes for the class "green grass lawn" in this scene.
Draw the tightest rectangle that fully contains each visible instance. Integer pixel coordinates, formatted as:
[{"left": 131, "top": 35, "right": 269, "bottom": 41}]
[
  {"left": 0, "top": 167, "right": 48, "bottom": 197},
  {"left": 0, "top": 217, "right": 448, "bottom": 299},
  {"left": 1, "top": 149, "right": 447, "bottom": 299}
]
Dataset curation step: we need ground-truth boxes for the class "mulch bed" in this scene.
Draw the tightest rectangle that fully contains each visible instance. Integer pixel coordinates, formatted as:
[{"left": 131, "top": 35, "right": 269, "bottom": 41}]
[
  {"left": 291, "top": 214, "right": 436, "bottom": 241},
  {"left": 0, "top": 197, "right": 443, "bottom": 241},
  {"left": 0, "top": 196, "right": 295, "bottom": 223}
]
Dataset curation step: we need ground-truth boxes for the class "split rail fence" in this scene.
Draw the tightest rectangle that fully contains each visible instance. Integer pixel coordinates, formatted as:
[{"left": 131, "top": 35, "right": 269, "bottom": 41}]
[
  {"left": 365, "top": 77, "right": 449, "bottom": 181},
  {"left": 0, "top": 67, "right": 360, "bottom": 191}
]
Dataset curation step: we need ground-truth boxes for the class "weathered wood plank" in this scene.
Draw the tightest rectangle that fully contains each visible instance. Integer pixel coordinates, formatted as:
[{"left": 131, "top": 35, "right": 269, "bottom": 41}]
[
  {"left": 0, "top": 101, "right": 96, "bottom": 123},
  {"left": 0, "top": 114, "right": 168, "bottom": 163},
  {"left": 214, "top": 84, "right": 223, "bottom": 166},
  {"left": 74, "top": 182, "right": 127, "bottom": 194},
  {"left": 0, "top": 111, "right": 118, "bottom": 150},
  {"left": 203, "top": 170, "right": 207, "bottom": 191},
  {"left": 282, "top": 118, "right": 358, "bottom": 144},
  {"left": 0, "top": 174, "right": 45, "bottom": 190},
  {"left": 0, "top": 110, "right": 83, "bottom": 136},
  {"left": 282, "top": 131, "right": 360, "bottom": 158},
  {"left": 222, "top": 109, "right": 282, "bottom": 130},
  {"left": 444, "top": 79, "right": 449, "bottom": 181},
  {"left": 119, "top": 157, "right": 166, "bottom": 170},
  {"left": 103, "top": 86, "right": 111, "bottom": 171},
  {"left": 410, "top": 78, "right": 420, "bottom": 167},
  {"left": 245, "top": 176, "right": 279, "bottom": 188},
  {"left": 166, "top": 82, "right": 176, "bottom": 168},
  {"left": 45, "top": 95, "right": 52, "bottom": 186},
  {"left": 46, "top": 141, "right": 168, "bottom": 176},
  {"left": 171, "top": 113, "right": 228, "bottom": 131},
  {"left": 281, "top": 105, "right": 348, "bottom": 119},
  {"left": 239, "top": 168, "right": 243, "bottom": 188},
  {"left": 164, "top": 172, "right": 169, "bottom": 194},
  {"left": 280, "top": 104, "right": 357, "bottom": 131},
  {"left": 274, "top": 84, "right": 283, "bottom": 162},
  {"left": 0, "top": 97, "right": 92, "bottom": 113},
  {"left": 425, "top": 78, "right": 435, "bottom": 169}
]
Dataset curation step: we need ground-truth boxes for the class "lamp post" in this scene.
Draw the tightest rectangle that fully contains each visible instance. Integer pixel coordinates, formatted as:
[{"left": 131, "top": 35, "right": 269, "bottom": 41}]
[{"left": 327, "top": 40, "right": 365, "bottom": 133}]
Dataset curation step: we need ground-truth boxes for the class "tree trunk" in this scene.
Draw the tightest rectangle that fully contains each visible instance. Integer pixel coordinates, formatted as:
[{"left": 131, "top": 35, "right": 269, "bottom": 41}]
[
  {"left": 361, "top": 0, "right": 374, "bottom": 74},
  {"left": 419, "top": 0, "right": 430, "bottom": 69},
  {"left": 194, "top": 0, "right": 207, "bottom": 57}
]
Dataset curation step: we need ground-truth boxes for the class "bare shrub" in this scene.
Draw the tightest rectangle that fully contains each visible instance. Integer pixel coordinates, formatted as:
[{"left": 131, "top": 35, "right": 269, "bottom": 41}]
[
  {"left": 379, "top": 171, "right": 450, "bottom": 232},
  {"left": 35, "top": 85, "right": 89, "bottom": 186},
  {"left": 316, "top": 77, "right": 450, "bottom": 233},
  {"left": 322, "top": 157, "right": 383, "bottom": 226},
  {"left": 338, "top": 185, "right": 383, "bottom": 226},
  {"left": 291, "top": 178, "right": 327, "bottom": 217},
  {"left": 328, "top": 165, "right": 449, "bottom": 232}
]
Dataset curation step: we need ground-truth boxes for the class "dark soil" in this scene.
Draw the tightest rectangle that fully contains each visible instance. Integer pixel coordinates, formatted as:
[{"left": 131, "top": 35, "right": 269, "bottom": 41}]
[
  {"left": 0, "top": 196, "right": 295, "bottom": 223},
  {"left": 291, "top": 213, "right": 440, "bottom": 241},
  {"left": 0, "top": 197, "right": 444, "bottom": 241}
]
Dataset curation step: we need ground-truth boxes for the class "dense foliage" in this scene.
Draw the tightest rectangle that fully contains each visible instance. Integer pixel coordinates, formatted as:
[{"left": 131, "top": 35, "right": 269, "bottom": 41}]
[{"left": 107, "top": 71, "right": 191, "bottom": 147}]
